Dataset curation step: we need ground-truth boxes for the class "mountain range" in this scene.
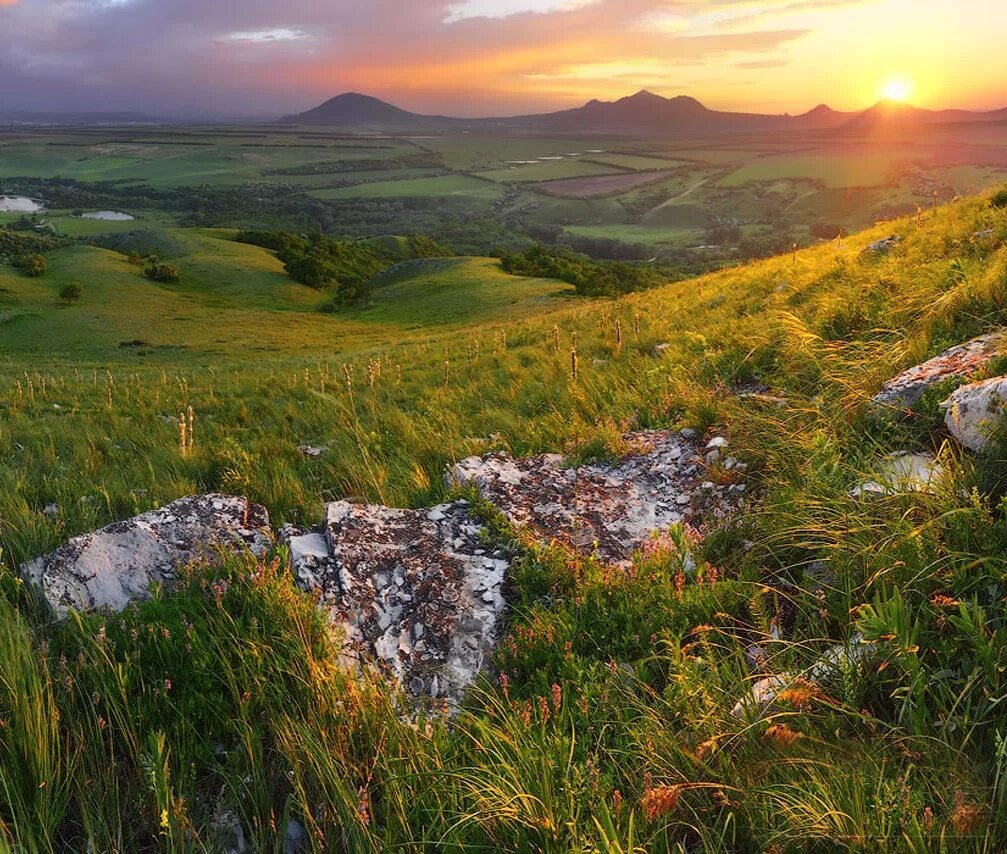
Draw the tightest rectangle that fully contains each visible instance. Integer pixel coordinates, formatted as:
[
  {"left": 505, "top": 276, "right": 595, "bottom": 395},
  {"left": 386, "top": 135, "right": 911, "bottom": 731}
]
[{"left": 282, "top": 90, "right": 1007, "bottom": 136}]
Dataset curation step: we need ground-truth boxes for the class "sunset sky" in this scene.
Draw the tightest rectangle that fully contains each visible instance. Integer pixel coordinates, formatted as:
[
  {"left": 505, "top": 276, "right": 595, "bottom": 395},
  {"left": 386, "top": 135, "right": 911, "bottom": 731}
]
[{"left": 1, "top": 0, "right": 1004, "bottom": 117}]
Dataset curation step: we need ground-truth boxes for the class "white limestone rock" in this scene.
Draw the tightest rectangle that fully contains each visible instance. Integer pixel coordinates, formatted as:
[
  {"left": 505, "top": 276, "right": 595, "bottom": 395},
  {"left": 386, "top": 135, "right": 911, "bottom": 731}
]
[
  {"left": 872, "top": 332, "right": 1007, "bottom": 410},
  {"left": 942, "top": 376, "right": 1007, "bottom": 451},
  {"left": 290, "top": 500, "right": 510, "bottom": 709},
  {"left": 849, "top": 452, "right": 945, "bottom": 499},
  {"left": 21, "top": 494, "right": 272, "bottom": 619}
]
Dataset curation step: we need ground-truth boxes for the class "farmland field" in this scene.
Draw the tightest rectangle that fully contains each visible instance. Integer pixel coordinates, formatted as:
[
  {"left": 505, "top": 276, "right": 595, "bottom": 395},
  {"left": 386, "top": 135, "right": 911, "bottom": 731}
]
[{"left": 3, "top": 120, "right": 1007, "bottom": 267}]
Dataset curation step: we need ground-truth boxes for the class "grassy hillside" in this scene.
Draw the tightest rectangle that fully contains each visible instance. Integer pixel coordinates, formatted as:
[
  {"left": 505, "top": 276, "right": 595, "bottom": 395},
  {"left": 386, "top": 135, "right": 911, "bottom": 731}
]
[{"left": 1, "top": 191, "right": 1007, "bottom": 849}]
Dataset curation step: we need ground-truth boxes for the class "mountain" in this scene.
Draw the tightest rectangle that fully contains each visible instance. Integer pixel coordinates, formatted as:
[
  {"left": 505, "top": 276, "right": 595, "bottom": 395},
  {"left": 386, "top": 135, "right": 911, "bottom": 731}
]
[
  {"left": 282, "top": 90, "right": 1007, "bottom": 136},
  {"left": 280, "top": 92, "right": 454, "bottom": 128}
]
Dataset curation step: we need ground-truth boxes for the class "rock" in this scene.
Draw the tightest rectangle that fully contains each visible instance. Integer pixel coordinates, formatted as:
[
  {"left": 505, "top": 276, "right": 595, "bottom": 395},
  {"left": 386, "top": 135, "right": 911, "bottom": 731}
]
[
  {"left": 290, "top": 501, "right": 509, "bottom": 709},
  {"left": 209, "top": 807, "right": 248, "bottom": 854},
  {"left": 942, "top": 375, "right": 1007, "bottom": 451},
  {"left": 731, "top": 634, "right": 873, "bottom": 718},
  {"left": 863, "top": 234, "right": 901, "bottom": 255},
  {"left": 653, "top": 343, "right": 672, "bottom": 356},
  {"left": 21, "top": 495, "right": 272, "bottom": 618},
  {"left": 284, "top": 818, "right": 305, "bottom": 854},
  {"left": 872, "top": 331, "right": 1007, "bottom": 410},
  {"left": 42, "top": 502, "right": 59, "bottom": 518},
  {"left": 450, "top": 430, "right": 744, "bottom": 567},
  {"left": 298, "top": 444, "right": 326, "bottom": 458},
  {"left": 849, "top": 452, "right": 945, "bottom": 499}
]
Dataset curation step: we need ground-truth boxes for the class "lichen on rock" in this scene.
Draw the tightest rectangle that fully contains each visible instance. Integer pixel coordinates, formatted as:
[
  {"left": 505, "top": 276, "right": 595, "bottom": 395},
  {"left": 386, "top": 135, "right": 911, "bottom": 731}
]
[
  {"left": 450, "top": 429, "right": 744, "bottom": 567},
  {"left": 21, "top": 494, "right": 271, "bottom": 618}
]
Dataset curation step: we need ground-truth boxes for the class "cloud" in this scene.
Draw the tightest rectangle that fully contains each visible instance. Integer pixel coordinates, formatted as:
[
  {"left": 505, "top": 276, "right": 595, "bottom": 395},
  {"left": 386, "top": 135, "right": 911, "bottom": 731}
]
[
  {"left": 0, "top": 0, "right": 997, "bottom": 117},
  {"left": 443, "top": 0, "right": 600, "bottom": 23},
  {"left": 224, "top": 28, "right": 312, "bottom": 43}
]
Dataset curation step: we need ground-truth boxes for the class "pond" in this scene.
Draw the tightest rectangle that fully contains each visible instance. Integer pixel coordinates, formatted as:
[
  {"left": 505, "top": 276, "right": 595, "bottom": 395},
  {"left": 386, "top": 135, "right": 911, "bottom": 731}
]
[
  {"left": 81, "top": 211, "right": 135, "bottom": 221},
  {"left": 0, "top": 196, "right": 43, "bottom": 213}
]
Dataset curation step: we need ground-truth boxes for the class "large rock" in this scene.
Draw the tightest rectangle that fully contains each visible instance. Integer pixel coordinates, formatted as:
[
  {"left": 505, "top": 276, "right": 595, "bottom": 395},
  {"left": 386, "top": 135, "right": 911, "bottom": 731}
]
[
  {"left": 450, "top": 430, "right": 744, "bottom": 567},
  {"left": 22, "top": 495, "right": 272, "bottom": 618},
  {"left": 942, "top": 376, "right": 1007, "bottom": 451},
  {"left": 872, "top": 332, "right": 1007, "bottom": 410},
  {"left": 287, "top": 500, "right": 509, "bottom": 708}
]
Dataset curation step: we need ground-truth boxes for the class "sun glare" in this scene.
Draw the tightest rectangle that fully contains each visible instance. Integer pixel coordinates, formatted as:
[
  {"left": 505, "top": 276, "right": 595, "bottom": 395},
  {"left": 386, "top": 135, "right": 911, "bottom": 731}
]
[{"left": 881, "top": 76, "right": 914, "bottom": 102}]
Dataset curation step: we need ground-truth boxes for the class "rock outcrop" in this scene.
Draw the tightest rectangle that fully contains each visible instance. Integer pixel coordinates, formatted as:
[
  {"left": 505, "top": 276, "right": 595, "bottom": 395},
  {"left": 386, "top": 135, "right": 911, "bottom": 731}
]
[
  {"left": 285, "top": 500, "right": 509, "bottom": 708},
  {"left": 871, "top": 332, "right": 1007, "bottom": 410},
  {"left": 22, "top": 430, "right": 748, "bottom": 707},
  {"left": 22, "top": 495, "right": 272, "bottom": 618},
  {"left": 942, "top": 376, "right": 1007, "bottom": 451},
  {"left": 450, "top": 430, "right": 744, "bottom": 567},
  {"left": 863, "top": 235, "right": 901, "bottom": 255}
]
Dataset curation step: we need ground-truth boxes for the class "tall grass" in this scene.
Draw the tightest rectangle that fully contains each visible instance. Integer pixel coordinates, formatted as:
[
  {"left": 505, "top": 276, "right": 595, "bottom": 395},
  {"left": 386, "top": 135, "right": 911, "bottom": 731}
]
[{"left": 0, "top": 192, "right": 1005, "bottom": 847}]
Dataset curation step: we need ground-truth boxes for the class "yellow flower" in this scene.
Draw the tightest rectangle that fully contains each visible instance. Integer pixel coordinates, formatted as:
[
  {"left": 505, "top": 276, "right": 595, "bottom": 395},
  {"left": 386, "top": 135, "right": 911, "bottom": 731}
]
[{"left": 160, "top": 809, "right": 170, "bottom": 831}]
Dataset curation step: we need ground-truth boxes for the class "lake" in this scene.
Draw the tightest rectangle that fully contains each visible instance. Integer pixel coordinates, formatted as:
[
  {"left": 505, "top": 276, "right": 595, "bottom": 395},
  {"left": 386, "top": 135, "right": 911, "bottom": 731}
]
[{"left": 81, "top": 211, "right": 135, "bottom": 221}]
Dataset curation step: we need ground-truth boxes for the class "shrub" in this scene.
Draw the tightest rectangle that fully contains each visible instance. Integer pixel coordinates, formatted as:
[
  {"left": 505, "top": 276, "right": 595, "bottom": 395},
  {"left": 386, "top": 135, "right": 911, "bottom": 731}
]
[
  {"left": 14, "top": 253, "right": 47, "bottom": 278},
  {"left": 59, "top": 282, "right": 82, "bottom": 304},
  {"left": 143, "top": 258, "right": 181, "bottom": 283}
]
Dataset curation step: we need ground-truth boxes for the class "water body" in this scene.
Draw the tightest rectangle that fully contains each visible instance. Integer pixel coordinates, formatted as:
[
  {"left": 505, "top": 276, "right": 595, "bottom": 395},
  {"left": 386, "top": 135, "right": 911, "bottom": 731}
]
[
  {"left": 0, "top": 196, "right": 43, "bottom": 213},
  {"left": 81, "top": 211, "right": 135, "bottom": 221}
]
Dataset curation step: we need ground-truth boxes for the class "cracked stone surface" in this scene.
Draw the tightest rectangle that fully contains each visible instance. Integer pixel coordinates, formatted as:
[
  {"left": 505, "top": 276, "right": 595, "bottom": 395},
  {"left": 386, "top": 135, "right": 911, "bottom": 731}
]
[
  {"left": 449, "top": 430, "right": 745, "bottom": 567},
  {"left": 942, "top": 375, "right": 1007, "bottom": 451},
  {"left": 22, "top": 494, "right": 272, "bottom": 618},
  {"left": 872, "top": 332, "right": 1007, "bottom": 410},
  {"left": 286, "top": 500, "right": 509, "bottom": 708}
]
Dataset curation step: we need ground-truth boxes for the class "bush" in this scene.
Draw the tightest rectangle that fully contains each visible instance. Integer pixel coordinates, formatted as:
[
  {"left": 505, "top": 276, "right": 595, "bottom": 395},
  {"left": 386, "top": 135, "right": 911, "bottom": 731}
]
[
  {"left": 991, "top": 187, "right": 1007, "bottom": 210},
  {"left": 59, "top": 282, "right": 82, "bottom": 304},
  {"left": 13, "top": 253, "right": 47, "bottom": 278},
  {"left": 142, "top": 258, "right": 181, "bottom": 283}
]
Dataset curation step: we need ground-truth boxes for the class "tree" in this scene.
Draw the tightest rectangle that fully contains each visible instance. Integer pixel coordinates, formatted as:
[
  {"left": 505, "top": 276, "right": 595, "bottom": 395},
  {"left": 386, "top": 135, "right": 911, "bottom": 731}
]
[{"left": 59, "top": 282, "right": 82, "bottom": 305}]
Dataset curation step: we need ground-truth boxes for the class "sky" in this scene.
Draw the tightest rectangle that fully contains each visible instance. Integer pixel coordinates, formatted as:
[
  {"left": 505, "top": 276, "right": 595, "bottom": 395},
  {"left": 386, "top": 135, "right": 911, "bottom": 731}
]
[{"left": 1, "top": 0, "right": 1004, "bottom": 118}]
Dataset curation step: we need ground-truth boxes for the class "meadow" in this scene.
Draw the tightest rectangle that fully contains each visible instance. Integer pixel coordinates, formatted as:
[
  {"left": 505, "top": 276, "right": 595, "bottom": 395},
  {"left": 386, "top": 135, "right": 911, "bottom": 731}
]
[{"left": 1, "top": 150, "right": 1007, "bottom": 848}]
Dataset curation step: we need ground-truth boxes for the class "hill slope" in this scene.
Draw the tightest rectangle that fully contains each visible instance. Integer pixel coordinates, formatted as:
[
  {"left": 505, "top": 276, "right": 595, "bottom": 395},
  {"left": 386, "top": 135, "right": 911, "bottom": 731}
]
[{"left": 2, "top": 190, "right": 1007, "bottom": 848}]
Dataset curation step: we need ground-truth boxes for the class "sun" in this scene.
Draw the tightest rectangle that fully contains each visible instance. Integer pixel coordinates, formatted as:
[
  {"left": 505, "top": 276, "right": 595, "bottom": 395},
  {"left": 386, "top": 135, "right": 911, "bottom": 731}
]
[{"left": 880, "top": 76, "right": 914, "bottom": 102}]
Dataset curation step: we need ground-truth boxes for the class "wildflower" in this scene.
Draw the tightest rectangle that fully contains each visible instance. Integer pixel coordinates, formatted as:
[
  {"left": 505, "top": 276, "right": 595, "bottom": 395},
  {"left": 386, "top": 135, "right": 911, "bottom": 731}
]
[
  {"left": 640, "top": 784, "right": 684, "bottom": 821},
  {"left": 160, "top": 809, "right": 170, "bottom": 832},
  {"left": 538, "top": 694, "right": 551, "bottom": 723},
  {"left": 763, "top": 724, "right": 803, "bottom": 748},
  {"left": 551, "top": 683, "right": 562, "bottom": 714},
  {"left": 695, "top": 737, "right": 719, "bottom": 761},
  {"left": 923, "top": 806, "right": 934, "bottom": 831},
  {"left": 163, "top": 679, "right": 172, "bottom": 693},
  {"left": 499, "top": 672, "right": 510, "bottom": 701},
  {"left": 930, "top": 594, "right": 960, "bottom": 608},
  {"left": 950, "top": 790, "right": 984, "bottom": 835},
  {"left": 612, "top": 790, "right": 623, "bottom": 812}
]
